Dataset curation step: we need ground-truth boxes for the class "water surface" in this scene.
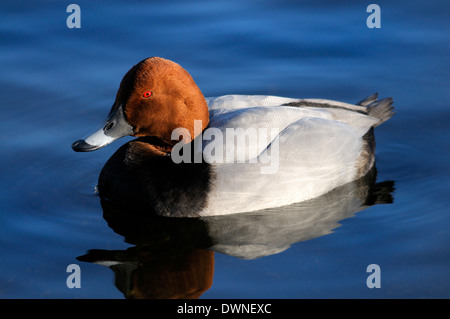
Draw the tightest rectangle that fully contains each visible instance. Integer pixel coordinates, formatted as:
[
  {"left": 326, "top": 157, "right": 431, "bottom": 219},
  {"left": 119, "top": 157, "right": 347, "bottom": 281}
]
[{"left": 0, "top": 0, "right": 449, "bottom": 298}]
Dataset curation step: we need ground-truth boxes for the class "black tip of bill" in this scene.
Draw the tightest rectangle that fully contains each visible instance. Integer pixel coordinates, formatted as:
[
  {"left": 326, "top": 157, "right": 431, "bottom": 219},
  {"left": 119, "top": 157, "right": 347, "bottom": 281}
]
[{"left": 72, "top": 139, "right": 100, "bottom": 152}]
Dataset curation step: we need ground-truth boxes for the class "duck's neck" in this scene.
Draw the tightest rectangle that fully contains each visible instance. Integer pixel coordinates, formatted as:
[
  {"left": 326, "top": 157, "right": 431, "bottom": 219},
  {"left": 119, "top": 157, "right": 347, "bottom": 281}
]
[{"left": 134, "top": 136, "right": 174, "bottom": 156}]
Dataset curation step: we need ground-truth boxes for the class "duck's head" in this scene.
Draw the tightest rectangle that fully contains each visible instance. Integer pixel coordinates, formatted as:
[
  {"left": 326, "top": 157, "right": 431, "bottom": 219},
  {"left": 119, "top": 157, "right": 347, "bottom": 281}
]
[{"left": 72, "top": 57, "right": 209, "bottom": 152}]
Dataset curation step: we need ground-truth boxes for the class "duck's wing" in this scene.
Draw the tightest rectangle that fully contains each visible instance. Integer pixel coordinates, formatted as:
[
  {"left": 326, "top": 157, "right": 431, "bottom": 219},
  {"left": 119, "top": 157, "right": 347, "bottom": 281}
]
[
  {"left": 283, "top": 95, "right": 395, "bottom": 128},
  {"left": 206, "top": 106, "right": 335, "bottom": 164},
  {"left": 203, "top": 115, "right": 365, "bottom": 216},
  {"left": 206, "top": 94, "right": 370, "bottom": 111},
  {"left": 206, "top": 94, "right": 298, "bottom": 110},
  {"left": 207, "top": 94, "right": 394, "bottom": 131}
]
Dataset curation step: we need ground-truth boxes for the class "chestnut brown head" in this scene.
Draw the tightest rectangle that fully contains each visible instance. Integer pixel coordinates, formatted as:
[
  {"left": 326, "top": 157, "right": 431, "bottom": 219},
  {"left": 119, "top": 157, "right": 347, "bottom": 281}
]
[{"left": 72, "top": 57, "right": 209, "bottom": 152}]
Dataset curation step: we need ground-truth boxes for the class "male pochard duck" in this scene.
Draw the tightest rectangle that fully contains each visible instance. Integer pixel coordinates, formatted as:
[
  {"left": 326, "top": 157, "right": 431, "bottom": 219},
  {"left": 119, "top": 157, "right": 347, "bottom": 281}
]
[{"left": 72, "top": 57, "right": 394, "bottom": 217}]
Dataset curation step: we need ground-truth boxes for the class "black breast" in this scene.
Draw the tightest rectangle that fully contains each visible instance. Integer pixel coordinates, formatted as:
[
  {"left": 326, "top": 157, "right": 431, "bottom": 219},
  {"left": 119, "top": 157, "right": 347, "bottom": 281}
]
[{"left": 97, "top": 139, "right": 213, "bottom": 217}]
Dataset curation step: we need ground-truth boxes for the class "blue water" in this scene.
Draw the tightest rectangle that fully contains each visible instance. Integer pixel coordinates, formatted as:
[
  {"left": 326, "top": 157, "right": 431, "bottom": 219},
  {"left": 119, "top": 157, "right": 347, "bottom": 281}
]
[{"left": 0, "top": 0, "right": 449, "bottom": 298}]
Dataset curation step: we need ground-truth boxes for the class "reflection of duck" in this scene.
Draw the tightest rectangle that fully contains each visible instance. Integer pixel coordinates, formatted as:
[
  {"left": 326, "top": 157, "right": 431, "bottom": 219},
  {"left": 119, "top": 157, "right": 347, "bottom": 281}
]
[
  {"left": 78, "top": 245, "right": 214, "bottom": 299},
  {"left": 204, "top": 166, "right": 394, "bottom": 259},
  {"left": 78, "top": 203, "right": 216, "bottom": 299},
  {"left": 72, "top": 57, "right": 395, "bottom": 217},
  {"left": 78, "top": 167, "right": 394, "bottom": 298}
]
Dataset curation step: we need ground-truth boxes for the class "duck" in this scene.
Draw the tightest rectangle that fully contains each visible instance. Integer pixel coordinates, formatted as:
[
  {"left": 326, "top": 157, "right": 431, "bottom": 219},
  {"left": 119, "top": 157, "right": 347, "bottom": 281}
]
[{"left": 72, "top": 57, "right": 395, "bottom": 217}]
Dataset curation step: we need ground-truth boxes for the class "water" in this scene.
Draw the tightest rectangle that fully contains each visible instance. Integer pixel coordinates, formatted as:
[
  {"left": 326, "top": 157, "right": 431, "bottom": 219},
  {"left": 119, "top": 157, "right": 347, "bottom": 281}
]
[{"left": 0, "top": 0, "right": 449, "bottom": 298}]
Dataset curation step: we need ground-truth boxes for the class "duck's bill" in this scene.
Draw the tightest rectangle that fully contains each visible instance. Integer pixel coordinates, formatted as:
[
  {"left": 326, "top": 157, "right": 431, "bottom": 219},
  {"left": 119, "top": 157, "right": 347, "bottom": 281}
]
[{"left": 72, "top": 105, "right": 133, "bottom": 152}]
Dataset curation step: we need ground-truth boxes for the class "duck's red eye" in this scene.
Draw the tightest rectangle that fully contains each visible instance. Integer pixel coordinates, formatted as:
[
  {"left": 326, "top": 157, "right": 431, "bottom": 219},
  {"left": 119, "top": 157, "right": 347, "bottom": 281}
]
[{"left": 143, "top": 91, "right": 152, "bottom": 98}]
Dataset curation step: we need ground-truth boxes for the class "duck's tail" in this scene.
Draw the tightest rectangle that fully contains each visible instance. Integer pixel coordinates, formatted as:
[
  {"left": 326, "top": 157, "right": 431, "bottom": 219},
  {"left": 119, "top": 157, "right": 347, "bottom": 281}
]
[
  {"left": 357, "top": 93, "right": 395, "bottom": 127},
  {"left": 356, "top": 93, "right": 379, "bottom": 106}
]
